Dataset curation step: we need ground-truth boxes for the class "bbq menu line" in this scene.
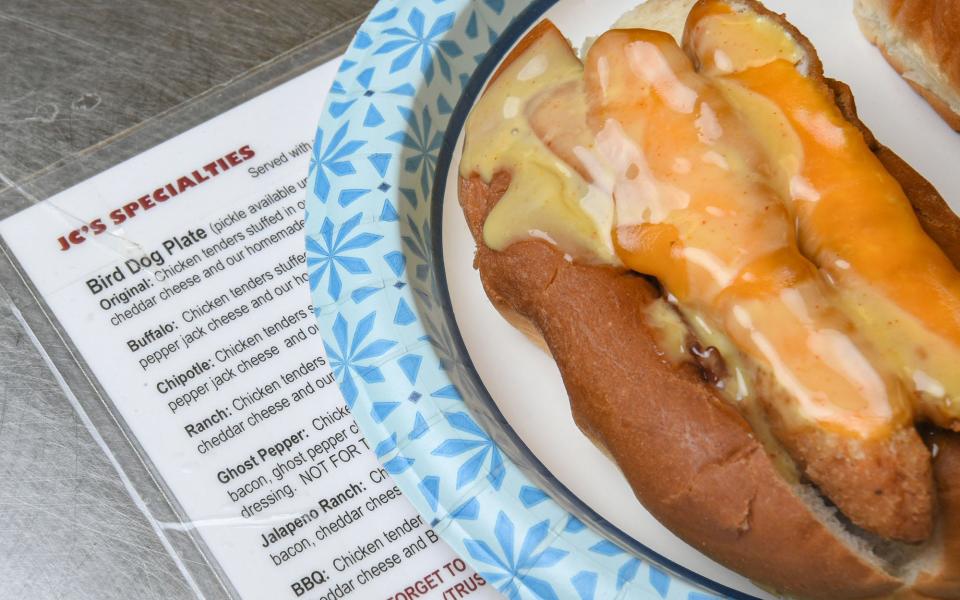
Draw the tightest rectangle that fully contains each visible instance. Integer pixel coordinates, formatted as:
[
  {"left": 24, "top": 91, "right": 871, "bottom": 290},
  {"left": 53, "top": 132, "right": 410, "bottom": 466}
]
[{"left": 0, "top": 60, "right": 495, "bottom": 600}]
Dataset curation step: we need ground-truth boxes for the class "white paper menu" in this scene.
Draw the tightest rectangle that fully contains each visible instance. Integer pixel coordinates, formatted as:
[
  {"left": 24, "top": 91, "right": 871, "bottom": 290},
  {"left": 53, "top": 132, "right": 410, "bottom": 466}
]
[{"left": 0, "top": 59, "right": 496, "bottom": 600}]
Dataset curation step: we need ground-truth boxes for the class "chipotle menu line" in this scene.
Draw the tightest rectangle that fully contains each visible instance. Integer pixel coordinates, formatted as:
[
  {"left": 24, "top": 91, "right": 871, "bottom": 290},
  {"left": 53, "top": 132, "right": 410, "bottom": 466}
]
[{"left": 0, "top": 59, "right": 495, "bottom": 600}]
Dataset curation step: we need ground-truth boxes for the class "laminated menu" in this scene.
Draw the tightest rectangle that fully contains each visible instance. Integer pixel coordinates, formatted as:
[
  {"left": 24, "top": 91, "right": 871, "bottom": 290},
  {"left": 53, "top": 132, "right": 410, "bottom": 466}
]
[{"left": 0, "top": 59, "right": 496, "bottom": 600}]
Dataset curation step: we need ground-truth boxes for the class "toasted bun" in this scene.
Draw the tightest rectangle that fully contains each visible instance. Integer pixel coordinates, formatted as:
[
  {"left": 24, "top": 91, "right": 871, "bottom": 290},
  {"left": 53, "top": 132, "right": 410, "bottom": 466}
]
[
  {"left": 458, "top": 5, "right": 960, "bottom": 598},
  {"left": 854, "top": 0, "right": 960, "bottom": 131}
]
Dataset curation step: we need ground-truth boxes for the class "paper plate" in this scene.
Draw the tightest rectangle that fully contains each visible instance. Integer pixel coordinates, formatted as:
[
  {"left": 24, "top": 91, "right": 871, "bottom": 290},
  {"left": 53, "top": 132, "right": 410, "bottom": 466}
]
[{"left": 304, "top": 1, "right": 960, "bottom": 598}]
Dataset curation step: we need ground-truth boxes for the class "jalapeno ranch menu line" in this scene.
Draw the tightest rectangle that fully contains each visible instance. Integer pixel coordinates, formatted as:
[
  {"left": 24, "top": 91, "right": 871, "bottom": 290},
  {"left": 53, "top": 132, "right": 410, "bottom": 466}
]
[{"left": 0, "top": 60, "right": 494, "bottom": 600}]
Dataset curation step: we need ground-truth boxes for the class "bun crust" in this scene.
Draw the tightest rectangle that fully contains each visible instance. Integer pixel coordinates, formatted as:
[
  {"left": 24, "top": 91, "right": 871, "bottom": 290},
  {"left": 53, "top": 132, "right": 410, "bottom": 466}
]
[
  {"left": 457, "top": 7, "right": 960, "bottom": 598},
  {"left": 854, "top": 0, "right": 960, "bottom": 130}
]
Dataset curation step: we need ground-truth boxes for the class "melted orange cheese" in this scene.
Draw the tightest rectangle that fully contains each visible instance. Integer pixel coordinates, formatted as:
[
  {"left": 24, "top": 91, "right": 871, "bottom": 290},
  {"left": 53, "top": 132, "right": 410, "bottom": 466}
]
[
  {"left": 582, "top": 29, "right": 909, "bottom": 438},
  {"left": 687, "top": 0, "right": 960, "bottom": 429}
]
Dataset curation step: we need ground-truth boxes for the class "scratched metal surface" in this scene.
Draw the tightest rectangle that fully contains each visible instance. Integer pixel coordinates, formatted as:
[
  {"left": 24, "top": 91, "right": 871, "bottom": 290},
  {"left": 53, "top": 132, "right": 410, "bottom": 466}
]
[{"left": 0, "top": 2, "right": 374, "bottom": 598}]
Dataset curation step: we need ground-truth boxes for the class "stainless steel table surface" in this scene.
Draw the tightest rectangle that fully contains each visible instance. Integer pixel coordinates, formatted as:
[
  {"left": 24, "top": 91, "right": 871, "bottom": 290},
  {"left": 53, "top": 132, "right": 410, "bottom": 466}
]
[{"left": 0, "top": 2, "right": 375, "bottom": 598}]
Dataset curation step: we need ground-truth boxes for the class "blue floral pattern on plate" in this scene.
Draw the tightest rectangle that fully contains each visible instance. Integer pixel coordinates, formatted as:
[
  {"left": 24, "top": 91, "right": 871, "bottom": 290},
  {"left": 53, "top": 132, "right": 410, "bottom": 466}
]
[{"left": 305, "top": 1, "right": 749, "bottom": 598}]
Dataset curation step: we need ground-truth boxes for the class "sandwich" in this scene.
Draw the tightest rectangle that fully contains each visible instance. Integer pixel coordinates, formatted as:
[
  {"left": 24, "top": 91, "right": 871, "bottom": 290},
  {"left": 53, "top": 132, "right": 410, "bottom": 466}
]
[
  {"left": 854, "top": 0, "right": 960, "bottom": 131},
  {"left": 457, "top": 1, "right": 960, "bottom": 597}
]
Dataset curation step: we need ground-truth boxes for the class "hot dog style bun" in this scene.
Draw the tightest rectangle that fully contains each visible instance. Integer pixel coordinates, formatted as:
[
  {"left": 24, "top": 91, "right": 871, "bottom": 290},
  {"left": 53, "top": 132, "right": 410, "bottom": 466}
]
[
  {"left": 854, "top": 0, "right": 960, "bottom": 131},
  {"left": 457, "top": 1, "right": 960, "bottom": 598}
]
